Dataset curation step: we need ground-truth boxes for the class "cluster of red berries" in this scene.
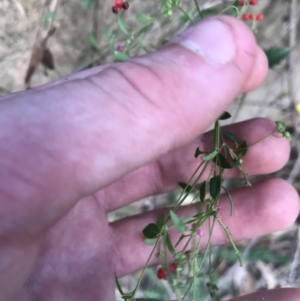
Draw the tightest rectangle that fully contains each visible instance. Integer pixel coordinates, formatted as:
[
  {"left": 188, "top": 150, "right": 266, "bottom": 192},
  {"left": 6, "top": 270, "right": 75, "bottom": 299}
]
[
  {"left": 237, "top": 0, "right": 264, "bottom": 21},
  {"left": 238, "top": 0, "right": 258, "bottom": 5},
  {"left": 157, "top": 263, "right": 178, "bottom": 280},
  {"left": 112, "top": 0, "right": 129, "bottom": 14},
  {"left": 242, "top": 13, "right": 264, "bottom": 21}
]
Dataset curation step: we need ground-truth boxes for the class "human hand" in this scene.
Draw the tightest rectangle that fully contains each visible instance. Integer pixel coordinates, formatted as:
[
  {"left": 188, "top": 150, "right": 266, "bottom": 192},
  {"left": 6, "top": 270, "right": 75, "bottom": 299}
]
[{"left": 0, "top": 16, "right": 299, "bottom": 301}]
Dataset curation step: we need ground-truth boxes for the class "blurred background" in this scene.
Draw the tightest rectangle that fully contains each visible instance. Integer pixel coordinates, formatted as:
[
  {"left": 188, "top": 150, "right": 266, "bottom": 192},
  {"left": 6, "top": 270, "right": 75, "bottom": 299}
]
[{"left": 1, "top": 0, "right": 300, "bottom": 300}]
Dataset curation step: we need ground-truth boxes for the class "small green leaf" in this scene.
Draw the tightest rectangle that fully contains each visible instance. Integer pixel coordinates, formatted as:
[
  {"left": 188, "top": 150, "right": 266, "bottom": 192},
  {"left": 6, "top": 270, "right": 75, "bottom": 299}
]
[
  {"left": 284, "top": 131, "right": 291, "bottom": 140},
  {"left": 118, "top": 16, "right": 129, "bottom": 34},
  {"left": 202, "top": 150, "right": 218, "bottom": 161},
  {"left": 165, "top": 232, "right": 176, "bottom": 254},
  {"left": 213, "top": 154, "right": 232, "bottom": 169},
  {"left": 275, "top": 121, "right": 286, "bottom": 133},
  {"left": 114, "top": 51, "right": 130, "bottom": 61},
  {"left": 143, "top": 223, "right": 160, "bottom": 238},
  {"left": 238, "top": 141, "right": 248, "bottom": 157},
  {"left": 182, "top": 216, "right": 197, "bottom": 224},
  {"left": 170, "top": 210, "right": 187, "bottom": 233},
  {"left": 144, "top": 238, "right": 156, "bottom": 245},
  {"left": 156, "top": 213, "right": 165, "bottom": 230},
  {"left": 196, "top": 272, "right": 205, "bottom": 278},
  {"left": 178, "top": 182, "right": 193, "bottom": 193},
  {"left": 264, "top": 47, "right": 291, "bottom": 68},
  {"left": 200, "top": 181, "right": 206, "bottom": 203},
  {"left": 88, "top": 33, "right": 99, "bottom": 48},
  {"left": 194, "top": 147, "right": 204, "bottom": 158},
  {"left": 210, "top": 175, "right": 222, "bottom": 199},
  {"left": 232, "top": 0, "right": 239, "bottom": 7},
  {"left": 200, "top": 8, "right": 219, "bottom": 18},
  {"left": 219, "top": 112, "right": 231, "bottom": 120},
  {"left": 136, "top": 13, "right": 153, "bottom": 23},
  {"left": 80, "top": 0, "right": 96, "bottom": 10},
  {"left": 221, "top": 130, "right": 241, "bottom": 147}
]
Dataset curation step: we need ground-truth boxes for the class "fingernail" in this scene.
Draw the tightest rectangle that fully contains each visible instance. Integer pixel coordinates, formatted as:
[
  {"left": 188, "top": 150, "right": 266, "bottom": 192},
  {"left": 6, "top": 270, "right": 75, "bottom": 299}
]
[{"left": 172, "top": 19, "right": 236, "bottom": 66}]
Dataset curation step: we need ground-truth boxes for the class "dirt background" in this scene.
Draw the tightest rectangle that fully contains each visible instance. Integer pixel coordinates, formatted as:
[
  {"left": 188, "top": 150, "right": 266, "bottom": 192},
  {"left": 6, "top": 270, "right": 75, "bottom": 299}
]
[{"left": 1, "top": 0, "right": 300, "bottom": 300}]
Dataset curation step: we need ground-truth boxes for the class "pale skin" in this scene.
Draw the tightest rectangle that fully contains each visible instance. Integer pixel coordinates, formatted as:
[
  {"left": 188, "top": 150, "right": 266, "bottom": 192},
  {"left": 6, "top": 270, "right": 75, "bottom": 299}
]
[{"left": 0, "top": 16, "right": 299, "bottom": 301}]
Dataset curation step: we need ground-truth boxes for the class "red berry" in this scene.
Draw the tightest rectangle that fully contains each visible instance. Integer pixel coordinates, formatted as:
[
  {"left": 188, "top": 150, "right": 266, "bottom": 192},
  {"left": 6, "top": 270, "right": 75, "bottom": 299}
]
[
  {"left": 169, "top": 263, "right": 178, "bottom": 273},
  {"left": 255, "top": 13, "right": 264, "bottom": 21},
  {"left": 242, "top": 14, "right": 250, "bottom": 21},
  {"left": 249, "top": 0, "right": 258, "bottom": 5},
  {"left": 157, "top": 267, "right": 167, "bottom": 280},
  {"left": 115, "top": 0, "right": 123, "bottom": 7},
  {"left": 122, "top": 2, "right": 129, "bottom": 9},
  {"left": 112, "top": 6, "right": 119, "bottom": 13},
  {"left": 237, "top": 0, "right": 244, "bottom": 6}
]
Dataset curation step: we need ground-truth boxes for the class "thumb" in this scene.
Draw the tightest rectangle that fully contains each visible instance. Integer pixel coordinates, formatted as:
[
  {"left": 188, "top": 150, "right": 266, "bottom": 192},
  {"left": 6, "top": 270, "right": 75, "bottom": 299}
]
[{"left": 0, "top": 16, "right": 267, "bottom": 237}]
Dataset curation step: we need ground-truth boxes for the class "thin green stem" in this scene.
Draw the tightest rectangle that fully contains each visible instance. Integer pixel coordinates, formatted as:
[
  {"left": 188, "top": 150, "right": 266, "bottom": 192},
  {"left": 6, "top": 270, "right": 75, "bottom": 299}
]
[
  {"left": 193, "top": 0, "right": 203, "bottom": 18},
  {"left": 132, "top": 238, "right": 160, "bottom": 295},
  {"left": 216, "top": 217, "right": 242, "bottom": 266},
  {"left": 175, "top": 5, "right": 194, "bottom": 24}
]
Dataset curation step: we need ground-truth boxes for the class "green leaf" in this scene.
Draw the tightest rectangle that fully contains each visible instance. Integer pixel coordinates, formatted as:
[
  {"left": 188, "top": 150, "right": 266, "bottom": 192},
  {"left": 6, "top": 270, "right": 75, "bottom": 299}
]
[
  {"left": 210, "top": 175, "right": 222, "bottom": 199},
  {"left": 178, "top": 182, "right": 193, "bottom": 193},
  {"left": 143, "top": 223, "right": 160, "bottom": 238},
  {"left": 156, "top": 213, "right": 165, "bottom": 230},
  {"left": 200, "top": 181, "right": 206, "bottom": 203},
  {"left": 201, "top": 8, "right": 219, "bottom": 18},
  {"left": 161, "top": 39, "right": 169, "bottom": 46},
  {"left": 264, "top": 47, "right": 291, "bottom": 68},
  {"left": 170, "top": 210, "right": 187, "bottom": 233},
  {"left": 80, "top": 0, "right": 96, "bottom": 10},
  {"left": 213, "top": 153, "right": 232, "bottom": 169},
  {"left": 114, "top": 51, "right": 130, "bottom": 61},
  {"left": 238, "top": 141, "right": 248, "bottom": 157},
  {"left": 118, "top": 16, "right": 129, "bottom": 34},
  {"left": 219, "top": 112, "right": 231, "bottom": 120},
  {"left": 88, "top": 33, "right": 99, "bottom": 48},
  {"left": 284, "top": 131, "right": 291, "bottom": 140},
  {"left": 144, "top": 238, "right": 156, "bottom": 245},
  {"left": 221, "top": 130, "right": 241, "bottom": 147},
  {"left": 165, "top": 232, "right": 176, "bottom": 254},
  {"left": 136, "top": 13, "right": 153, "bottom": 23},
  {"left": 275, "top": 121, "right": 286, "bottom": 133},
  {"left": 202, "top": 150, "right": 218, "bottom": 161},
  {"left": 232, "top": 0, "right": 239, "bottom": 7},
  {"left": 182, "top": 216, "right": 197, "bottom": 224},
  {"left": 194, "top": 147, "right": 204, "bottom": 158}
]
